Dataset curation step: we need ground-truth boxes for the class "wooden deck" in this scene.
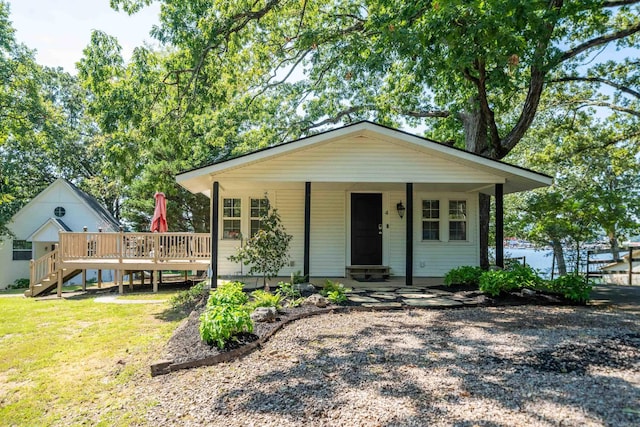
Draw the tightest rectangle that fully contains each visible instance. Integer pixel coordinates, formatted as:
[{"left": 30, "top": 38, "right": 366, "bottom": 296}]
[{"left": 28, "top": 231, "right": 211, "bottom": 296}]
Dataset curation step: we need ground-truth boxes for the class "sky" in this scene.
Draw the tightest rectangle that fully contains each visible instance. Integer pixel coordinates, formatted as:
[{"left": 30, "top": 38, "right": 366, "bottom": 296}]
[{"left": 7, "top": 0, "right": 160, "bottom": 74}]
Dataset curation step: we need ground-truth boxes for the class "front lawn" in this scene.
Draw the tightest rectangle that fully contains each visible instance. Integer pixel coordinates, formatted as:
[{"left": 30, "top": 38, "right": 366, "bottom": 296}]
[{"left": 0, "top": 295, "right": 181, "bottom": 426}]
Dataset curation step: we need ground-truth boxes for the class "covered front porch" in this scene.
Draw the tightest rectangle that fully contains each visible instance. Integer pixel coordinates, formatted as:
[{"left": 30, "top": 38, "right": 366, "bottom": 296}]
[{"left": 176, "top": 122, "right": 552, "bottom": 285}]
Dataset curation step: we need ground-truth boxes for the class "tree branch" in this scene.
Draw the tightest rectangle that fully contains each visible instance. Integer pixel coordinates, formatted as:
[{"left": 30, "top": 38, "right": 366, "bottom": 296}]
[
  {"left": 549, "top": 76, "right": 640, "bottom": 99},
  {"left": 557, "top": 21, "right": 640, "bottom": 64},
  {"left": 498, "top": 0, "right": 565, "bottom": 158}
]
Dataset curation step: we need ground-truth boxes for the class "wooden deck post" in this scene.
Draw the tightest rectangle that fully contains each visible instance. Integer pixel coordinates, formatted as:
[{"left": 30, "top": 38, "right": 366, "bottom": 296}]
[
  {"left": 495, "top": 183, "right": 504, "bottom": 268},
  {"left": 82, "top": 270, "right": 87, "bottom": 291},
  {"left": 304, "top": 181, "right": 311, "bottom": 278},
  {"left": 118, "top": 270, "right": 123, "bottom": 294},
  {"left": 29, "top": 259, "right": 35, "bottom": 295},
  {"left": 57, "top": 269, "right": 63, "bottom": 298},
  {"left": 406, "top": 183, "right": 413, "bottom": 286},
  {"left": 129, "top": 271, "right": 134, "bottom": 290},
  {"left": 153, "top": 269, "right": 159, "bottom": 293},
  {"left": 97, "top": 270, "right": 102, "bottom": 288}
]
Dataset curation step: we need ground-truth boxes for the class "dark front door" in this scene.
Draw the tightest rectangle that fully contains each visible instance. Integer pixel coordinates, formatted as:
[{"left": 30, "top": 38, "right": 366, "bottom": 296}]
[{"left": 351, "top": 193, "right": 382, "bottom": 265}]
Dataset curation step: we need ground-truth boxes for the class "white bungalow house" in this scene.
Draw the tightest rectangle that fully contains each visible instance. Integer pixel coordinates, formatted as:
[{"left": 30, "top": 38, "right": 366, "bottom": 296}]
[
  {"left": 0, "top": 178, "right": 120, "bottom": 288},
  {"left": 176, "top": 122, "right": 552, "bottom": 284}
]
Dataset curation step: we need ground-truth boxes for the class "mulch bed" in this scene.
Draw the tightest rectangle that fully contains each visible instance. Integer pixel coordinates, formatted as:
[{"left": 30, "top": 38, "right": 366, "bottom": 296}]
[{"left": 152, "top": 285, "right": 580, "bottom": 376}]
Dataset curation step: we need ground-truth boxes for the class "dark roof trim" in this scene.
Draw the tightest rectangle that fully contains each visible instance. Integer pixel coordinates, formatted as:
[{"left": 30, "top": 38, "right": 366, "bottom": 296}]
[{"left": 53, "top": 218, "right": 72, "bottom": 232}]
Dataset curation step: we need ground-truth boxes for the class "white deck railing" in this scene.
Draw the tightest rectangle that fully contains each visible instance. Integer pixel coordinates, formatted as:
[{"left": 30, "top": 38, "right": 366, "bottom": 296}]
[{"left": 30, "top": 246, "right": 59, "bottom": 289}]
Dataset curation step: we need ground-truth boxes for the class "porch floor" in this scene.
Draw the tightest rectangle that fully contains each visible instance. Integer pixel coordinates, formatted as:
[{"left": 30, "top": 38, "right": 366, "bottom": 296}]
[{"left": 222, "top": 276, "right": 446, "bottom": 290}]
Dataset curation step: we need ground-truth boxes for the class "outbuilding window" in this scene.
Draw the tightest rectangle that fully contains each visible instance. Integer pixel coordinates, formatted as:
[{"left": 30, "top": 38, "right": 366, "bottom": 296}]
[{"left": 12, "top": 240, "right": 32, "bottom": 261}]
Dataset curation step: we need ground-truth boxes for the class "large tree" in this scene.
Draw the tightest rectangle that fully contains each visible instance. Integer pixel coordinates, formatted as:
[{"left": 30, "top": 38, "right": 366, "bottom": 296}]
[
  {"left": 104, "top": 0, "right": 639, "bottom": 266},
  {"left": 0, "top": 1, "right": 109, "bottom": 237}
]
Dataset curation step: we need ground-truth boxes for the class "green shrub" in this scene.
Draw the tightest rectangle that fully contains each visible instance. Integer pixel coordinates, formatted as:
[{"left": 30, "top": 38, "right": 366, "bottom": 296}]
[
  {"left": 8, "top": 278, "right": 30, "bottom": 289},
  {"left": 199, "top": 281, "right": 253, "bottom": 349},
  {"left": 199, "top": 304, "right": 253, "bottom": 349},
  {"left": 479, "top": 269, "right": 515, "bottom": 296},
  {"left": 320, "top": 280, "right": 350, "bottom": 304},
  {"left": 443, "top": 266, "right": 483, "bottom": 287},
  {"left": 207, "top": 281, "right": 248, "bottom": 307},
  {"left": 290, "top": 270, "right": 308, "bottom": 285},
  {"left": 169, "top": 281, "right": 209, "bottom": 311},
  {"left": 507, "top": 263, "right": 544, "bottom": 289},
  {"left": 249, "top": 289, "right": 283, "bottom": 310},
  {"left": 276, "top": 281, "right": 301, "bottom": 300},
  {"left": 479, "top": 264, "right": 544, "bottom": 296},
  {"left": 547, "top": 273, "right": 592, "bottom": 303}
]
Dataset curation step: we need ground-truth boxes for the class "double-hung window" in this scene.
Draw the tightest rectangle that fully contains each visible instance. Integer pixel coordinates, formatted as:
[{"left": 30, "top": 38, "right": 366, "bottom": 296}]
[
  {"left": 422, "top": 200, "right": 440, "bottom": 240},
  {"left": 448, "top": 200, "right": 467, "bottom": 241},
  {"left": 222, "top": 198, "right": 241, "bottom": 239},
  {"left": 250, "top": 198, "right": 269, "bottom": 237},
  {"left": 13, "top": 240, "right": 32, "bottom": 261}
]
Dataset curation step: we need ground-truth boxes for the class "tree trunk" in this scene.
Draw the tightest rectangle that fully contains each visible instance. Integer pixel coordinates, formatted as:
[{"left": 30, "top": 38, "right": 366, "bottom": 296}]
[
  {"left": 609, "top": 233, "right": 620, "bottom": 260},
  {"left": 552, "top": 240, "right": 567, "bottom": 276},
  {"left": 479, "top": 193, "right": 491, "bottom": 269},
  {"left": 461, "top": 105, "right": 491, "bottom": 269}
]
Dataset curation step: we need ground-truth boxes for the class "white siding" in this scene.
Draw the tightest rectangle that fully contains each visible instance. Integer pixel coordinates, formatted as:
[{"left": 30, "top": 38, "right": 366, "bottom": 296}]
[
  {"left": 216, "top": 189, "right": 305, "bottom": 278},
  {"left": 413, "top": 193, "right": 480, "bottom": 276},
  {"left": 387, "top": 191, "right": 406, "bottom": 276},
  {"left": 216, "top": 136, "right": 503, "bottom": 184},
  {"left": 310, "top": 191, "right": 346, "bottom": 276},
  {"left": 214, "top": 187, "right": 480, "bottom": 280},
  {"left": 274, "top": 190, "right": 304, "bottom": 276}
]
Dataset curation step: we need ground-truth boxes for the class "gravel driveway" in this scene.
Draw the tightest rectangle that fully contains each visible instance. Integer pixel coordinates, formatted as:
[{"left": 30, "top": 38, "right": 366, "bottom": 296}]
[{"left": 139, "top": 306, "right": 639, "bottom": 426}]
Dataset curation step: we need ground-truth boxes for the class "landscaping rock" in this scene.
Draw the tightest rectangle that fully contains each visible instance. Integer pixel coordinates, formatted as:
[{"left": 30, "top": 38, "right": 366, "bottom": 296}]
[
  {"left": 304, "top": 294, "right": 328, "bottom": 308},
  {"left": 294, "top": 283, "right": 316, "bottom": 295},
  {"left": 251, "top": 307, "right": 278, "bottom": 323}
]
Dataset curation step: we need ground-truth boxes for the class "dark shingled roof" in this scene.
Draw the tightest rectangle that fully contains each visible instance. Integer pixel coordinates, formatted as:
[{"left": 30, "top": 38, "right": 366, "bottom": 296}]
[
  {"left": 63, "top": 179, "right": 120, "bottom": 229},
  {"left": 53, "top": 218, "right": 72, "bottom": 232}
]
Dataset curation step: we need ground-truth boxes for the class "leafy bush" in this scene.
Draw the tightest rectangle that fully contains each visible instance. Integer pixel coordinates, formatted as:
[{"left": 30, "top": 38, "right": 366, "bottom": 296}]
[
  {"left": 199, "top": 281, "right": 253, "bottom": 349},
  {"left": 249, "top": 289, "right": 283, "bottom": 310},
  {"left": 207, "top": 281, "right": 248, "bottom": 307},
  {"left": 320, "top": 280, "right": 351, "bottom": 304},
  {"left": 277, "top": 281, "right": 301, "bottom": 300},
  {"left": 169, "top": 281, "right": 209, "bottom": 312},
  {"left": 546, "top": 273, "right": 592, "bottom": 303},
  {"left": 479, "top": 264, "right": 543, "bottom": 296},
  {"left": 199, "top": 304, "right": 253, "bottom": 349},
  {"left": 479, "top": 269, "right": 516, "bottom": 296},
  {"left": 228, "top": 202, "right": 292, "bottom": 289},
  {"left": 7, "top": 278, "right": 30, "bottom": 289},
  {"left": 443, "top": 266, "right": 483, "bottom": 287}
]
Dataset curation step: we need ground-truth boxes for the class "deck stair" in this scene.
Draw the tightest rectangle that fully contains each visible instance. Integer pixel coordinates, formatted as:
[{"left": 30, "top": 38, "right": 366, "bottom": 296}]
[{"left": 25, "top": 247, "right": 82, "bottom": 297}]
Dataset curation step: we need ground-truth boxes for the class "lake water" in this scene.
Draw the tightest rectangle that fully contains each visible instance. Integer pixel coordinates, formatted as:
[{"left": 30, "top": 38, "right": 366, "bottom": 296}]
[{"left": 496, "top": 247, "right": 622, "bottom": 279}]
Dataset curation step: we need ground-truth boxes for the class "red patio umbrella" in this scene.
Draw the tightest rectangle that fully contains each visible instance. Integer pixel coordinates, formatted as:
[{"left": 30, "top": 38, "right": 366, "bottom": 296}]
[{"left": 150, "top": 192, "right": 168, "bottom": 232}]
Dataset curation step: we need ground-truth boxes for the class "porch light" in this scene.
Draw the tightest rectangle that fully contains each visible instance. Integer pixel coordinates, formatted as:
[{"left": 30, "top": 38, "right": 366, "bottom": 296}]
[{"left": 396, "top": 202, "right": 406, "bottom": 219}]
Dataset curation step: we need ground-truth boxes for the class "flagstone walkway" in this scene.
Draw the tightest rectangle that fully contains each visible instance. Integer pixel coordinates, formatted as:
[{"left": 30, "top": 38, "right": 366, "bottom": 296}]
[{"left": 346, "top": 285, "right": 475, "bottom": 309}]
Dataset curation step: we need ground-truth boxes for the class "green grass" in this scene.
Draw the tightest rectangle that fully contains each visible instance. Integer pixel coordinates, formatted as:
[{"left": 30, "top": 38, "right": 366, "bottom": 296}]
[
  {"left": 0, "top": 296, "right": 181, "bottom": 426},
  {"left": 0, "top": 288, "right": 27, "bottom": 295},
  {"left": 116, "top": 290, "right": 180, "bottom": 301}
]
